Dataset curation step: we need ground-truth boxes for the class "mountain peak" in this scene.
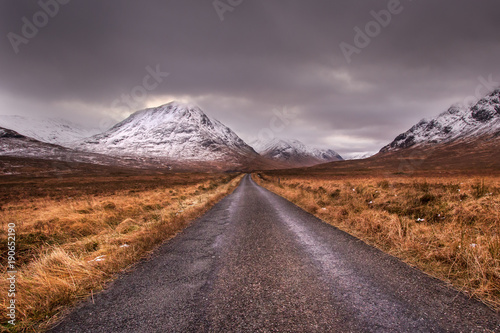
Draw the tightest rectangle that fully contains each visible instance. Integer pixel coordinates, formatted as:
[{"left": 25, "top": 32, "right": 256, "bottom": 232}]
[
  {"left": 74, "top": 102, "right": 259, "bottom": 168},
  {"left": 150, "top": 101, "right": 202, "bottom": 115},
  {"left": 381, "top": 88, "right": 500, "bottom": 152},
  {"left": 253, "top": 137, "right": 305, "bottom": 152},
  {"left": 131, "top": 101, "right": 199, "bottom": 117},
  {"left": 253, "top": 137, "right": 343, "bottom": 167},
  {"left": 162, "top": 100, "right": 199, "bottom": 109}
]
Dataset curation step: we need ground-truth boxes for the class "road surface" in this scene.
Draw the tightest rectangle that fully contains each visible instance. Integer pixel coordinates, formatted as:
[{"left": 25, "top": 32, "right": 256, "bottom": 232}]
[{"left": 50, "top": 174, "right": 500, "bottom": 332}]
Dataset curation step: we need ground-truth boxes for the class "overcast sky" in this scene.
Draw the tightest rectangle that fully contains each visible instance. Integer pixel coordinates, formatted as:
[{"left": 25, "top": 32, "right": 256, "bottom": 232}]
[{"left": 1, "top": 0, "right": 500, "bottom": 157}]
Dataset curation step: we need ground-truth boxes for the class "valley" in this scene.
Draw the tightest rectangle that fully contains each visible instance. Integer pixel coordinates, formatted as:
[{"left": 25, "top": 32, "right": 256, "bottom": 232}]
[
  {"left": 0, "top": 89, "right": 499, "bottom": 332},
  {"left": 2, "top": 1, "right": 500, "bottom": 331}
]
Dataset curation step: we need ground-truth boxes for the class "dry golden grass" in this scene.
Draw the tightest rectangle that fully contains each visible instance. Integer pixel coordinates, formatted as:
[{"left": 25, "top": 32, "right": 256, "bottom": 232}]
[
  {"left": 0, "top": 173, "right": 243, "bottom": 332},
  {"left": 255, "top": 173, "right": 500, "bottom": 311}
]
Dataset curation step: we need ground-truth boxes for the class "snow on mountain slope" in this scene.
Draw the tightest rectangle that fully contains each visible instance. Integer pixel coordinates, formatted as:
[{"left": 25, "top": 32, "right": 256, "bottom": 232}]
[
  {"left": 0, "top": 126, "right": 86, "bottom": 161},
  {"left": 0, "top": 126, "right": 168, "bottom": 172},
  {"left": 343, "top": 151, "right": 377, "bottom": 160},
  {"left": 381, "top": 89, "right": 500, "bottom": 152},
  {"left": 0, "top": 115, "right": 101, "bottom": 146},
  {"left": 252, "top": 137, "right": 343, "bottom": 167},
  {"left": 73, "top": 102, "right": 261, "bottom": 166}
]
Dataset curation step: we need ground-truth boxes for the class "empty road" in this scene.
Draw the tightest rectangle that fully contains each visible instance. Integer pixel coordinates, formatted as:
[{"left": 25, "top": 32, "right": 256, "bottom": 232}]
[{"left": 51, "top": 174, "right": 500, "bottom": 332}]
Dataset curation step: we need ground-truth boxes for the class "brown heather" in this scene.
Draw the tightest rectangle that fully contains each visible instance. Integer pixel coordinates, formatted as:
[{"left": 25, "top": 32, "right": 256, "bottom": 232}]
[
  {"left": 254, "top": 173, "right": 500, "bottom": 311},
  {"left": 0, "top": 173, "right": 243, "bottom": 332}
]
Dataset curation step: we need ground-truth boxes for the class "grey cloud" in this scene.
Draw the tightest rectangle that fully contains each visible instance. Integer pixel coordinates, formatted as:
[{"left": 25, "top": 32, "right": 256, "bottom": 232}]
[{"left": 0, "top": 0, "right": 499, "bottom": 154}]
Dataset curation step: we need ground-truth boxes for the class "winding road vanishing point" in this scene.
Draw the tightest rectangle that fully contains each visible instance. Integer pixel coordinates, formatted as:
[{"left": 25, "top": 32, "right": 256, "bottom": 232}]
[{"left": 51, "top": 175, "right": 500, "bottom": 332}]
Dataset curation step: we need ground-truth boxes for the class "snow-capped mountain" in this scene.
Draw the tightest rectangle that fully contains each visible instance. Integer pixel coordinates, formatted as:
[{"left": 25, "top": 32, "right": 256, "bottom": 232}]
[
  {"left": 0, "top": 115, "right": 101, "bottom": 146},
  {"left": 343, "top": 151, "right": 377, "bottom": 160},
  {"left": 0, "top": 125, "right": 90, "bottom": 161},
  {"left": 73, "top": 102, "right": 263, "bottom": 169},
  {"left": 381, "top": 89, "right": 500, "bottom": 152},
  {"left": 0, "top": 126, "right": 161, "bottom": 172},
  {"left": 252, "top": 137, "right": 343, "bottom": 167}
]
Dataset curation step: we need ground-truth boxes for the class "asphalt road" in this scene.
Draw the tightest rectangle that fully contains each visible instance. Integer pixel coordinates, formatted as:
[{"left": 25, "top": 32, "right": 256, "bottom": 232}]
[{"left": 50, "top": 174, "right": 500, "bottom": 332}]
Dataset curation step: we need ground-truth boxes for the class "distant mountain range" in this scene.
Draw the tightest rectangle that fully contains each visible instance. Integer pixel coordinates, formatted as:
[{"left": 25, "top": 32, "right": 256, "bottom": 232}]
[
  {"left": 252, "top": 138, "right": 343, "bottom": 167},
  {"left": 343, "top": 151, "right": 377, "bottom": 160},
  {"left": 0, "top": 115, "right": 100, "bottom": 146},
  {"left": 1, "top": 102, "right": 341, "bottom": 172},
  {"left": 381, "top": 89, "right": 500, "bottom": 152},
  {"left": 2, "top": 88, "right": 498, "bottom": 175}
]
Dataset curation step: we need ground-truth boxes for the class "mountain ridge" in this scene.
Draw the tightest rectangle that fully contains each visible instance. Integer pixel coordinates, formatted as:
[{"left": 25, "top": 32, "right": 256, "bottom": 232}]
[
  {"left": 0, "top": 126, "right": 170, "bottom": 172},
  {"left": 0, "top": 115, "right": 101, "bottom": 147},
  {"left": 252, "top": 137, "right": 343, "bottom": 167},
  {"left": 381, "top": 89, "right": 500, "bottom": 152}
]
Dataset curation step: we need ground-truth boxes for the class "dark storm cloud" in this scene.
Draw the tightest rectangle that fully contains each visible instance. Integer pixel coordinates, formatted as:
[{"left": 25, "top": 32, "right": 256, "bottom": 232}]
[{"left": 1, "top": 0, "right": 500, "bottom": 156}]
